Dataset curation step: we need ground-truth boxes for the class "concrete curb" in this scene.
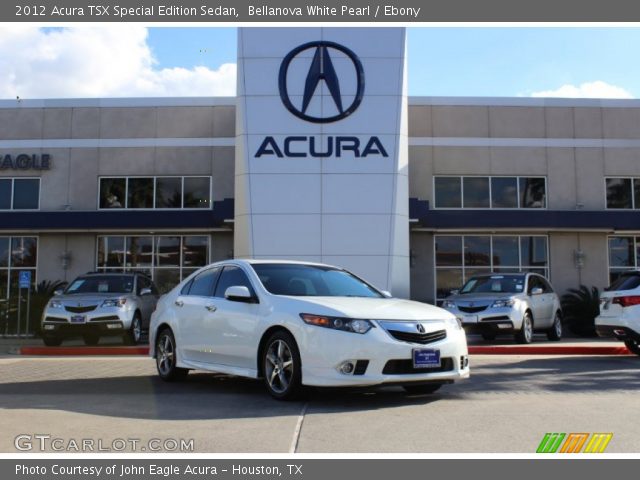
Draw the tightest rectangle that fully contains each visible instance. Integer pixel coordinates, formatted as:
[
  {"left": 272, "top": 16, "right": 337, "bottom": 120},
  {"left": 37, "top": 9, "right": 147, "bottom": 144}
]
[{"left": 19, "top": 346, "right": 149, "bottom": 356}]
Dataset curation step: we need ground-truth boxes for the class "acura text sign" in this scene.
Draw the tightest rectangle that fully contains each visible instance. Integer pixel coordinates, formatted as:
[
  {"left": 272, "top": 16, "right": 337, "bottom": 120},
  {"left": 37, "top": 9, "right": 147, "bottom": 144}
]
[{"left": 235, "top": 28, "right": 410, "bottom": 296}]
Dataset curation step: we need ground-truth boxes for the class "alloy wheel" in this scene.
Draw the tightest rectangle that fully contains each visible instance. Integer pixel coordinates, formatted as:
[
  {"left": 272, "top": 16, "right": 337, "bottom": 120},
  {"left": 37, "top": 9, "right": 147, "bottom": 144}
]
[
  {"left": 157, "top": 333, "right": 175, "bottom": 376},
  {"left": 265, "top": 339, "right": 294, "bottom": 394}
]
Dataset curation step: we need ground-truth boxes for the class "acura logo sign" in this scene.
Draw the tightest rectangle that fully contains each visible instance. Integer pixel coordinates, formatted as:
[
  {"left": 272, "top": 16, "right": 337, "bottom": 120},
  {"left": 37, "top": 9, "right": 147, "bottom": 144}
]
[
  {"left": 416, "top": 324, "right": 425, "bottom": 334},
  {"left": 278, "top": 41, "right": 365, "bottom": 124}
]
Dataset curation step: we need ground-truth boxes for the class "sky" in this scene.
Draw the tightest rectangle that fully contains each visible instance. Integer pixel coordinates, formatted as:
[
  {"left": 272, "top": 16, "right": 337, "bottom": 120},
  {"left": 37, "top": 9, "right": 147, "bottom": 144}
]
[{"left": 1, "top": 26, "right": 639, "bottom": 99}]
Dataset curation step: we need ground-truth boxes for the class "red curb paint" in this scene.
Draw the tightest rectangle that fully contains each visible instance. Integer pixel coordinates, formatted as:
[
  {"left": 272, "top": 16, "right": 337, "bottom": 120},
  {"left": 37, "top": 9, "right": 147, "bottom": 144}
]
[
  {"left": 468, "top": 345, "right": 632, "bottom": 355},
  {"left": 20, "top": 346, "right": 150, "bottom": 356}
]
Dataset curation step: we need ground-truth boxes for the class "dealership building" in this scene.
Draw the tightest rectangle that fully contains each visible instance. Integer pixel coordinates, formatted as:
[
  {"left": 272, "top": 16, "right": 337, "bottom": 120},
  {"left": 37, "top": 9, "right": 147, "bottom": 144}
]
[{"left": 1, "top": 27, "right": 640, "bottom": 334}]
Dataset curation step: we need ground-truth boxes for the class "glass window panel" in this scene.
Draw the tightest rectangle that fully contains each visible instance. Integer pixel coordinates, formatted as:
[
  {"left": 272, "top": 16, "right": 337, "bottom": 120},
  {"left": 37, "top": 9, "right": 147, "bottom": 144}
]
[
  {"left": 435, "top": 236, "right": 463, "bottom": 267},
  {"left": 609, "top": 269, "right": 633, "bottom": 285},
  {"left": 127, "top": 178, "right": 154, "bottom": 209},
  {"left": 436, "top": 269, "right": 463, "bottom": 299},
  {"left": 183, "top": 236, "right": 209, "bottom": 267},
  {"left": 97, "top": 236, "right": 125, "bottom": 268},
  {"left": 0, "top": 270, "right": 7, "bottom": 300},
  {"left": 519, "top": 177, "right": 546, "bottom": 208},
  {"left": 491, "top": 177, "right": 518, "bottom": 208},
  {"left": 464, "top": 268, "right": 492, "bottom": 282},
  {"left": 181, "top": 268, "right": 199, "bottom": 282},
  {"left": 634, "top": 179, "right": 640, "bottom": 210},
  {"left": 492, "top": 236, "right": 519, "bottom": 266},
  {"left": 521, "top": 236, "right": 548, "bottom": 267},
  {"left": 606, "top": 178, "right": 633, "bottom": 209},
  {"left": 99, "top": 178, "right": 126, "bottom": 209},
  {"left": 11, "top": 237, "right": 37, "bottom": 267},
  {"left": 155, "top": 177, "right": 182, "bottom": 208},
  {"left": 462, "top": 177, "right": 490, "bottom": 208},
  {"left": 434, "top": 177, "right": 461, "bottom": 208},
  {"left": 0, "top": 238, "right": 8, "bottom": 268},
  {"left": 0, "top": 179, "right": 11, "bottom": 209},
  {"left": 12, "top": 179, "right": 39, "bottom": 210},
  {"left": 609, "top": 237, "right": 634, "bottom": 268},
  {"left": 155, "top": 236, "right": 180, "bottom": 267},
  {"left": 183, "top": 177, "right": 210, "bottom": 209},
  {"left": 154, "top": 269, "right": 181, "bottom": 294},
  {"left": 189, "top": 267, "right": 221, "bottom": 297},
  {"left": 464, "top": 236, "right": 491, "bottom": 266},
  {"left": 493, "top": 268, "right": 521, "bottom": 274},
  {"left": 127, "top": 237, "right": 153, "bottom": 268}
]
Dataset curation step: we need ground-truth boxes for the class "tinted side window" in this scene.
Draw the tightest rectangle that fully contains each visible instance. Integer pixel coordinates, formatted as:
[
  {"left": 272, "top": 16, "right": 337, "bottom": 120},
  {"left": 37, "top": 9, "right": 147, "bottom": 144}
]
[
  {"left": 608, "top": 274, "right": 640, "bottom": 291},
  {"left": 137, "top": 276, "right": 150, "bottom": 295},
  {"left": 187, "top": 268, "right": 221, "bottom": 297},
  {"left": 214, "top": 266, "right": 255, "bottom": 298}
]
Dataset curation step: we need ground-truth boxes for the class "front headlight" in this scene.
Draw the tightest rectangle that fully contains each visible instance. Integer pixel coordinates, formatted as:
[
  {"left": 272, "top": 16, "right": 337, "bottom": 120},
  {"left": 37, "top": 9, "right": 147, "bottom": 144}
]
[
  {"left": 441, "top": 300, "right": 456, "bottom": 309},
  {"left": 48, "top": 299, "right": 62, "bottom": 309},
  {"left": 446, "top": 317, "right": 462, "bottom": 330},
  {"left": 491, "top": 299, "right": 516, "bottom": 308},
  {"left": 300, "top": 313, "right": 373, "bottom": 334},
  {"left": 101, "top": 298, "right": 127, "bottom": 308}
]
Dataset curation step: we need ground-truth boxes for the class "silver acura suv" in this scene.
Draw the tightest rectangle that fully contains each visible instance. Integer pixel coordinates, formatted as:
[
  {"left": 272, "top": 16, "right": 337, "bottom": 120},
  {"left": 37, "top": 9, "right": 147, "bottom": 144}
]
[
  {"left": 41, "top": 272, "right": 159, "bottom": 346},
  {"left": 441, "top": 273, "right": 563, "bottom": 344}
]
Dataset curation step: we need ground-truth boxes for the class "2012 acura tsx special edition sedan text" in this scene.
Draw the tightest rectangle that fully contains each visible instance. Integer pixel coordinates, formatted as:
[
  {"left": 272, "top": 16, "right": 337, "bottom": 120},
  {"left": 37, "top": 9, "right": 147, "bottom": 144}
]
[{"left": 149, "top": 260, "right": 469, "bottom": 399}]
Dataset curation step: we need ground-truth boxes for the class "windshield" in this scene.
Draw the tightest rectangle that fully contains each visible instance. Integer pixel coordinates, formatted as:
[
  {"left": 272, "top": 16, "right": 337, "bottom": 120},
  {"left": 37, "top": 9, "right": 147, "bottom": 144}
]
[
  {"left": 64, "top": 275, "right": 134, "bottom": 295},
  {"left": 251, "top": 264, "right": 384, "bottom": 298},
  {"left": 460, "top": 275, "right": 526, "bottom": 294}
]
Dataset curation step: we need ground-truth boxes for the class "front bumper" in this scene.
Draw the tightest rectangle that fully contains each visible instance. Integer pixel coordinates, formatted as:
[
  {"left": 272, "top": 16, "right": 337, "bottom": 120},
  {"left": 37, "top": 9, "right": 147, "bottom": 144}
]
[
  {"left": 298, "top": 322, "right": 469, "bottom": 387},
  {"left": 449, "top": 307, "right": 520, "bottom": 335},
  {"left": 42, "top": 309, "right": 132, "bottom": 337}
]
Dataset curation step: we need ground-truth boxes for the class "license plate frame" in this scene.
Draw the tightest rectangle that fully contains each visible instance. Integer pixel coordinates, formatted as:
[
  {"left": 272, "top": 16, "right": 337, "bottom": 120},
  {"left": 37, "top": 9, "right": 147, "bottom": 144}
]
[
  {"left": 70, "top": 315, "right": 86, "bottom": 324},
  {"left": 412, "top": 348, "right": 441, "bottom": 369}
]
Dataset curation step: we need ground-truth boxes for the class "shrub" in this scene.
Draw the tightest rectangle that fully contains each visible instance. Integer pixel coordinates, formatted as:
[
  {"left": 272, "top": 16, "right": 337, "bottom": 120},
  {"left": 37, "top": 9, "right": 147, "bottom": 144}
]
[{"left": 560, "top": 285, "right": 600, "bottom": 337}]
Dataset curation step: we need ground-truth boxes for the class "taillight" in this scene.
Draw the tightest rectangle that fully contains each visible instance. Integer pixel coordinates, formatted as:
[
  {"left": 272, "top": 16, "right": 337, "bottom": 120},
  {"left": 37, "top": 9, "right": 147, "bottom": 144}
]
[{"left": 612, "top": 296, "right": 640, "bottom": 307}]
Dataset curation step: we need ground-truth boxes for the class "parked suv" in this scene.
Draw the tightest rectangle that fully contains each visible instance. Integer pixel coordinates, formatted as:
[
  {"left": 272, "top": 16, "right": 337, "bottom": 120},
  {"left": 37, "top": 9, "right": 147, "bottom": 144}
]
[
  {"left": 41, "top": 272, "right": 159, "bottom": 346},
  {"left": 441, "top": 273, "right": 563, "bottom": 344},
  {"left": 596, "top": 271, "right": 640, "bottom": 355}
]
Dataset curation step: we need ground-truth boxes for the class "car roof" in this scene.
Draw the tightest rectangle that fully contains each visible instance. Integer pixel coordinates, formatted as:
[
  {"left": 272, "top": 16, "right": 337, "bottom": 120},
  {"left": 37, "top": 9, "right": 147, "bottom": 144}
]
[{"left": 223, "top": 259, "right": 340, "bottom": 268}]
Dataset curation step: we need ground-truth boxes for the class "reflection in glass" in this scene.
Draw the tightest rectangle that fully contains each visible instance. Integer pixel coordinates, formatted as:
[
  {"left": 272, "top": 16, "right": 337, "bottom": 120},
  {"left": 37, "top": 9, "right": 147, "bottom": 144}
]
[
  {"left": 184, "top": 177, "right": 210, "bottom": 209},
  {"left": 462, "top": 177, "right": 489, "bottom": 208},
  {"left": 609, "top": 237, "right": 634, "bottom": 267},
  {"left": 183, "top": 236, "right": 209, "bottom": 267},
  {"left": 436, "top": 269, "right": 463, "bottom": 299},
  {"left": 435, "top": 236, "right": 462, "bottom": 266},
  {"left": 0, "top": 179, "right": 11, "bottom": 209},
  {"left": 156, "top": 237, "right": 180, "bottom": 267},
  {"left": 0, "top": 238, "right": 8, "bottom": 267},
  {"left": 100, "top": 178, "right": 126, "bottom": 208},
  {"left": 127, "top": 237, "right": 153, "bottom": 267},
  {"left": 154, "top": 269, "right": 181, "bottom": 294},
  {"left": 519, "top": 177, "right": 546, "bottom": 208},
  {"left": 0, "top": 270, "right": 7, "bottom": 299},
  {"left": 11, "top": 237, "right": 37, "bottom": 267},
  {"left": 13, "top": 179, "right": 39, "bottom": 210},
  {"left": 521, "top": 236, "right": 548, "bottom": 267},
  {"left": 434, "top": 177, "right": 461, "bottom": 208},
  {"left": 606, "top": 178, "right": 632, "bottom": 209},
  {"left": 491, "top": 177, "right": 518, "bottom": 208},
  {"left": 464, "top": 236, "right": 490, "bottom": 266},
  {"left": 97, "top": 236, "right": 125, "bottom": 268},
  {"left": 634, "top": 179, "right": 640, "bottom": 210},
  {"left": 156, "top": 177, "right": 182, "bottom": 208},
  {"left": 127, "top": 178, "right": 154, "bottom": 209},
  {"left": 492, "top": 236, "right": 519, "bottom": 266}
]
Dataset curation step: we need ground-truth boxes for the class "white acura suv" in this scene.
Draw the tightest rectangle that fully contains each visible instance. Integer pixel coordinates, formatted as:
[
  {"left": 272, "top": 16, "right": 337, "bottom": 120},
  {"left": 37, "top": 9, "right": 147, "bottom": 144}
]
[
  {"left": 149, "top": 260, "right": 469, "bottom": 399},
  {"left": 596, "top": 271, "right": 640, "bottom": 355}
]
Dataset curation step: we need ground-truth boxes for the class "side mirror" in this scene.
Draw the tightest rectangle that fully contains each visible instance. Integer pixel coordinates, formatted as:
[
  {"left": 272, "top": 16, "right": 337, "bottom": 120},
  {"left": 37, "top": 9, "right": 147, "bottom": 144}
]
[
  {"left": 53, "top": 289, "right": 63, "bottom": 296},
  {"left": 531, "top": 287, "right": 544, "bottom": 296},
  {"left": 140, "top": 287, "right": 152, "bottom": 296},
  {"left": 381, "top": 290, "right": 392, "bottom": 298},
  {"left": 225, "top": 285, "right": 257, "bottom": 303},
  {"left": 450, "top": 289, "right": 460, "bottom": 296}
]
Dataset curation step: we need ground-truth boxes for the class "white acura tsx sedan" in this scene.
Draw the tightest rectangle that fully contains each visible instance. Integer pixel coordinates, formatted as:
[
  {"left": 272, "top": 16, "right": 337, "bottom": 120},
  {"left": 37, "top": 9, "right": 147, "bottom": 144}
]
[{"left": 149, "top": 260, "right": 469, "bottom": 399}]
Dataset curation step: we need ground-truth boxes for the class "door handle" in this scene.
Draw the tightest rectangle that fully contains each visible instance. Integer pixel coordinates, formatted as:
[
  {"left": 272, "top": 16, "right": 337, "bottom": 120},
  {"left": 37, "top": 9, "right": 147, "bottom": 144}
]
[
  {"left": 205, "top": 304, "right": 217, "bottom": 312},
  {"left": 174, "top": 300, "right": 184, "bottom": 307}
]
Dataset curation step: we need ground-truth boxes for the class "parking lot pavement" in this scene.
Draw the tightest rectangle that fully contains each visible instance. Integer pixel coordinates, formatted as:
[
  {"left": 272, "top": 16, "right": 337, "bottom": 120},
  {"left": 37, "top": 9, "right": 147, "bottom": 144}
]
[{"left": 0, "top": 354, "right": 639, "bottom": 453}]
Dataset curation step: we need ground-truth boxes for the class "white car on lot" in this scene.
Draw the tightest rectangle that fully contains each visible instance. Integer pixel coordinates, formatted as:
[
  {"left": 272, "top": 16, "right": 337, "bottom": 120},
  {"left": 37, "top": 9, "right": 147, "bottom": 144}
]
[
  {"left": 596, "top": 271, "right": 640, "bottom": 355},
  {"left": 149, "top": 260, "right": 469, "bottom": 399}
]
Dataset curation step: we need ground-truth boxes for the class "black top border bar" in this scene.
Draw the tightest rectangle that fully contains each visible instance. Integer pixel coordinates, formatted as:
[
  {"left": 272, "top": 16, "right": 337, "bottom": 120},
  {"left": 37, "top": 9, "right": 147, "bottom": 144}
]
[{"left": 6, "top": 0, "right": 640, "bottom": 22}]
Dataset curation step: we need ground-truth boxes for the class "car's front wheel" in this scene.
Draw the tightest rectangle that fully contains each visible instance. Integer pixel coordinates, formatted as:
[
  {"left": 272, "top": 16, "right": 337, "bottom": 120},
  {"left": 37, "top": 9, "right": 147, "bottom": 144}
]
[
  {"left": 262, "top": 331, "right": 303, "bottom": 400},
  {"left": 403, "top": 383, "right": 442, "bottom": 395},
  {"left": 83, "top": 334, "right": 100, "bottom": 346},
  {"left": 124, "top": 313, "right": 142, "bottom": 345},
  {"left": 156, "top": 328, "right": 189, "bottom": 381},
  {"left": 624, "top": 339, "right": 640, "bottom": 356},
  {"left": 515, "top": 312, "right": 534, "bottom": 344},
  {"left": 546, "top": 311, "right": 562, "bottom": 341},
  {"left": 42, "top": 335, "right": 62, "bottom": 347}
]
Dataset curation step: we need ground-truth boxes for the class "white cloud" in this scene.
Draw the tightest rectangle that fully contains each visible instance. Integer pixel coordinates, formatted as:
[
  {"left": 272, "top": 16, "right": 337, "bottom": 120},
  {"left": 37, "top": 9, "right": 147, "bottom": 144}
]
[
  {"left": 531, "top": 81, "right": 633, "bottom": 99},
  {"left": 0, "top": 26, "right": 236, "bottom": 98}
]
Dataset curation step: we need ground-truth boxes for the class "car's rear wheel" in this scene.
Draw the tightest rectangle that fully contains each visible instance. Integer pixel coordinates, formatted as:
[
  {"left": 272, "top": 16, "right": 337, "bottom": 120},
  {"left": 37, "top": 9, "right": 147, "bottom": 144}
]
[
  {"left": 262, "top": 331, "right": 303, "bottom": 400},
  {"left": 481, "top": 332, "right": 496, "bottom": 341},
  {"left": 124, "top": 313, "right": 142, "bottom": 345},
  {"left": 624, "top": 339, "right": 640, "bottom": 356},
  {"left": 403, "top": 383, "right": 443, "bottom": 395},
  {"left": 546, "top": 311, "right": 562, "bottom": 341},
  {"left": 156, "top": 328, "right": 189, "bottom": 381},
  {"left": 42, "top": 335, "right": 62, "bottom": 347},
  {"left": 83, "top": 334, "right": 100, "bottom": 346},
  {"left": 515, "top": 312, "right": 534, "bottom": 344}
]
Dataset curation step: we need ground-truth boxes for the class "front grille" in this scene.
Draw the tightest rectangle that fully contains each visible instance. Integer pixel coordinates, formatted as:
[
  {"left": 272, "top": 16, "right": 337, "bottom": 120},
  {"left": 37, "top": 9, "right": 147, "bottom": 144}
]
[
  {"left": 382, "top": 358, "right": 454, "bottom": 375},
  {"left": 65, "top": 305, "right": 98, "bottom": 314},
  {"left": 44, "top": 317, "right": 67, "bottom": 323},
  {"left": 458, "top": 305, "right": 488, "bottom": 313},
  {"left": 387, "top": 329, "right": 447, "bottom": 345}
]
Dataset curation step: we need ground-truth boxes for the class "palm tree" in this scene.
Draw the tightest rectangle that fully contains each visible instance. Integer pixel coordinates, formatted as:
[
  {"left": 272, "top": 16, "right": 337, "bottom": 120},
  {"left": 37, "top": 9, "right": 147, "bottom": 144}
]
[{"left": 560, "top": 285, "right": 600, "bottom": 337}]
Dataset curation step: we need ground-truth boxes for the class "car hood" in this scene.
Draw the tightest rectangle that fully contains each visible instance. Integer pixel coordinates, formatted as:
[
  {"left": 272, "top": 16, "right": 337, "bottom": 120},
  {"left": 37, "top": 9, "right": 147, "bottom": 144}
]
[{"left": 280, "top": 296, "right": 454, "bottom": 321}]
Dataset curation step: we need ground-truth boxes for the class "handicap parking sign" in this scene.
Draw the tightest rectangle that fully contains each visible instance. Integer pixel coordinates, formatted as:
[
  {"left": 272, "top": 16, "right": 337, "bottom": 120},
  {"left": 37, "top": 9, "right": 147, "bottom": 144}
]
[{"left": 18, "top": 271, "right": 31, "bottom": 289}]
